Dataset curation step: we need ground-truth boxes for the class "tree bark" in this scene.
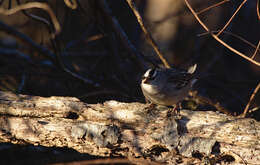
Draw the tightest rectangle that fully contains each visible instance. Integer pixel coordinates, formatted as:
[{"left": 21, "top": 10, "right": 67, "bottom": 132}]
[{"left": 0, "top": 91, "right": 259, "bottom": 164}]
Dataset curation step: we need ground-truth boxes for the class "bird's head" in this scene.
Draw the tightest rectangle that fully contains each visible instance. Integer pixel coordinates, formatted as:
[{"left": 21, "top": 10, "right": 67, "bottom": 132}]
[{"left": 142, "top": 68, "right": 157, "bottom": 84}]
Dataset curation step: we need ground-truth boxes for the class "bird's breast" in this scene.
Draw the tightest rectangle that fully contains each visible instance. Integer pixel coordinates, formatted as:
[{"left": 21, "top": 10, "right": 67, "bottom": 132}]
[{"left": 141, "top": 82, "right": 160, "bottom": 95}]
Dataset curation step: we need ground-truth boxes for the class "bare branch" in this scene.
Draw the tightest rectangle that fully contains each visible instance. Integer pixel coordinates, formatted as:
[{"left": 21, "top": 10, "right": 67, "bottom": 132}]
[
  {"left": 216, "top": 0, "right": 247, "bottom": 37},
  {"left": 257, "top": 0, "right": 260, "bottom": 20},
  {"left": 126, "top": 0, "right": 170, "bottom": 68},
  {"left": 197, "top": 0, "right": 230, "bottom": 15},
  {"left": 0, "top": 2, "right": 61, "bottom": 37},
  {"left": 97, "top": 0, "right": 157, "bottom": 68},
  {"left": 184, "top": 0, "right": 260, "bottom": 66},
  {"left": 64, "top": 0, "right": 77, "bottom": 10},
  {"left": 0, "top": 21, "right": 55, "bottom": 61},
  {"left": 242, "top": 82, "right": 260, "bottom": 117},
  {"left": 251, "top": 40, "right": 260, "bottom": 59},
  {"left": 16, "top": 0, "right": 53, "bottom": 34},
  {"left": 198, "top": 31, "right": 259, "bottom": 51}
]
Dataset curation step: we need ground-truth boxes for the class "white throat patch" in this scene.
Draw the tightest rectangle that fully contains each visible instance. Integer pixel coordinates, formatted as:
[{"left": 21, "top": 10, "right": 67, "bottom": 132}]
[{"left": 141, "top": 83, "right": 157, "bottom": 94}]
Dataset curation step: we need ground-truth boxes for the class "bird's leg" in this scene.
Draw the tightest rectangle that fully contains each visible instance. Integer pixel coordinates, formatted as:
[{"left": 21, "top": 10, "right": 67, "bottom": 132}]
[
  {"left": 144, "top": 98, "right": 156, "bottom": 112},
  {"left": 167, "top": 102, "right": 182, "bottom": 117}
]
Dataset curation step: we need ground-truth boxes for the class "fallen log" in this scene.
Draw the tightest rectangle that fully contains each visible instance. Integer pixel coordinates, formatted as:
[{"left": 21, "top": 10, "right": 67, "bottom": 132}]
[{"left": 0, "top": 91, "right": 259, "bottom": 164}]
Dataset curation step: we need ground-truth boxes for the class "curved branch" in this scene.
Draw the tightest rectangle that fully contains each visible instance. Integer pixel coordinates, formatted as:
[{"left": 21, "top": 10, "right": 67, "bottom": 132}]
[
  {"left": 64, "top": 0, "right": 77, "bottom": 10},
  {"left": 257, "top": 0, "right": 260, "bottom": 20},
  {"left": 0, "top": 2, "right": 61, "bottom": 37},
  {"left": 184, "top": 0, "right": 260, "bottom": 66}
]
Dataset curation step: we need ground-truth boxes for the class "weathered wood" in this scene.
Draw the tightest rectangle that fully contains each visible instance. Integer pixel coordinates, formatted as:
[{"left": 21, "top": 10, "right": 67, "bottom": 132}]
[{"left": 0, "top": 91, "right": 259, "bottom": 164}]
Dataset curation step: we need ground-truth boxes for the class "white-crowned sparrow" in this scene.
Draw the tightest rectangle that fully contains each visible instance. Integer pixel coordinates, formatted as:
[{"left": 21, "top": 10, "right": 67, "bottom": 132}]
[{"left": 141, "top": 64, "right": 197, "bottom": 109}]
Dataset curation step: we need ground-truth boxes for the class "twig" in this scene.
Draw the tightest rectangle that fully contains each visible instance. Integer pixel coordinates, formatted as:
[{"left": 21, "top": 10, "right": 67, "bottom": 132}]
[
  {"left": 184, "top": 0, "right": 260, "bottom": 66},
  {"left": 51, "top": 33, "right": 101, "bottom": 88},
  {"left": 61, "top": 66, "right": 100, "bottom": 88},
  {"left": 251, "top": 40, "right": 260, "bottom": 59},
  {"left": 126, "top": 0, "right": 170, "bottom": 68},
  {"left": 86, "top": 34, "right": 105, "bottom": 43},
  {"left": 216, "top": 0, "right": 247, "bottom": 37},
  {"left": 16, "top": 0, "right": 54, "bottom": 34},
  {"left": 197, "top": 0, "right": 230, "bottom": 15},
  {"left": 257, "top": 0, "right": 260, "bottom": 20},
  {"left": 63, "top": 23, "right": 95, "bottom": 51},
  {"left": 0, "top": 21, "right": 55, "bottom": 61},
  {"left": 0, "top": 20, "right": 100, "bottom": 88},
  {"left": 0, "top": 2, "right": 61, "bottom": 37},
  {"left": 64, "top": 0, "right": 77, "bottom": 9},
  {"left": 97, "top": 0, "right": 157, "bottom": 68},
  {"left": 198, "top": 31, "right": 259, "bottom": 51},
  {"left": 241, "top": 82, "right": 260, "bottom": 117}
]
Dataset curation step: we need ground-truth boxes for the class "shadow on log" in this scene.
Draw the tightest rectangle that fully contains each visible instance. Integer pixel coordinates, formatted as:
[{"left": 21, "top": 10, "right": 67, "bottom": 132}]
[{"left": 0, "top": 91, "right": 259, "bottom": 164}]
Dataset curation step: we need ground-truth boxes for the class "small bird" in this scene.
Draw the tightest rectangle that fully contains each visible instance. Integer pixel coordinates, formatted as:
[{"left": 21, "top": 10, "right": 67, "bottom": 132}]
[{"left": 141, "top": 64, "right": 197, "bottom": 112}]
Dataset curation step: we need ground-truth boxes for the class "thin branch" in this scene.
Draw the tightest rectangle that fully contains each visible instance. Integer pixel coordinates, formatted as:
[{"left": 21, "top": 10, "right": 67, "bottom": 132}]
[
  {"left": 0, "top": 20, "right": 100, "bottom": 88},
  {"left": 197, "top": 0, "right": 230, "bottom": 15},
  {"left": 97, "top": 0, "right": 157, "bottom": 68},
  {"left": 16, "top": 0, "right": 55, "bottom": 36},
  {"left": 216, "top": 0, "right": 247, "bottom": 36},
  {"left": 86, "top": 34, "right": 105, "bottom": 43},
  {"left": 51, "top": 31, "right": 101, "bottom": 88},
  {"left": 126, "top": 0, "right": 170, "bottom": 68},
  {"left": 257, "top": 0, "right": 260, "bottom": 20},
  {"left": 198, "top": 31, "right": 260, "bottom": 53},
  {"left": 0, "top": 2, "right": 61, "bottom": 37},
  {"left": 0, "top": 20, "right": 55, "bottom": 61},
  {"left": 184, "top": 0, "right": 260, "bottom": 66},
  {"left": 64, "top": 0, "right": 77, "bottom": 10},
  {"left": 242, "top": 82, "right": 260, "bottom": 117},
  {"left": 251, "top": 40, "right": 260, "bottom": 59},
  {"left": 184, "top": 0, "right": 209, "bottom": 31}
]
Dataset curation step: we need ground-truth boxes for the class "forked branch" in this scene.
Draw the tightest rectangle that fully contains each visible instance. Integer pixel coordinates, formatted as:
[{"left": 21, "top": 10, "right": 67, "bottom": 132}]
[{"left": 184, "top": 0, "right": 260, "bottom": 66}]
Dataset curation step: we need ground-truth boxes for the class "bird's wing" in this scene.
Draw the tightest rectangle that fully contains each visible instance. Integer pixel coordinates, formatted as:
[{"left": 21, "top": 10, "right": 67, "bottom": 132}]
[{"left": 166, "top": 70, "right": 194, "bottom": 89}]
